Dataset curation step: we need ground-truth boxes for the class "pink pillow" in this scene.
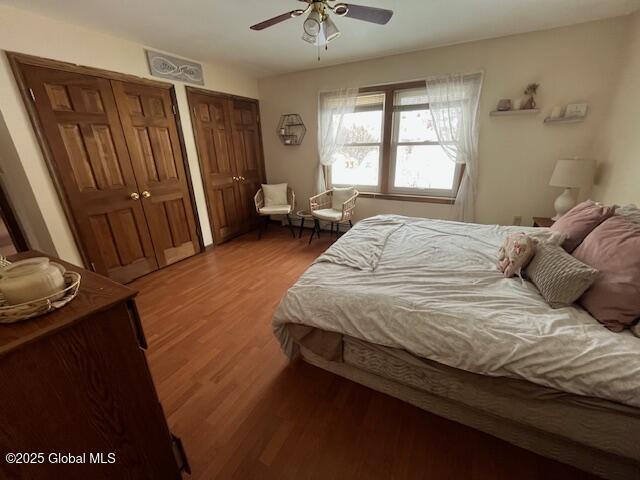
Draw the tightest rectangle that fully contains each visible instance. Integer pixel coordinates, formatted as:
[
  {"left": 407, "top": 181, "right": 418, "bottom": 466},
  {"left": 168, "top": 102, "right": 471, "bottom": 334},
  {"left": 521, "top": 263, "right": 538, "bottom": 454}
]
[
  {"left": 573, "top": 216, "right": 640, "bottom": 331},
  {"left": 551, "top": 200, "right": 615, "bottom": 252}
]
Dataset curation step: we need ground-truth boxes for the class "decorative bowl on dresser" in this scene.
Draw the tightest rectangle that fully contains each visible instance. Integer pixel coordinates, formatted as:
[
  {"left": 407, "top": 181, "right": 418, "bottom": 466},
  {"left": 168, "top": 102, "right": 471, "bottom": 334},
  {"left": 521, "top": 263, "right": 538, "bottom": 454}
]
[{"left": 0, "top": 251, "right": 189, "bottom": 480}]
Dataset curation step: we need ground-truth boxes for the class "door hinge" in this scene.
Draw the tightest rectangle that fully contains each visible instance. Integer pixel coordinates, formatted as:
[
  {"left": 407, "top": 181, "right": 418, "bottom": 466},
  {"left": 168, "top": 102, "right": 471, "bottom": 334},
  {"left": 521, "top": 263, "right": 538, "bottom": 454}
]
[
  {"left": 172, "top": 104, "right": 178, "bottom": 115},
  {"left": 28, "top": 88, "right": 36, "bottom": 101}
]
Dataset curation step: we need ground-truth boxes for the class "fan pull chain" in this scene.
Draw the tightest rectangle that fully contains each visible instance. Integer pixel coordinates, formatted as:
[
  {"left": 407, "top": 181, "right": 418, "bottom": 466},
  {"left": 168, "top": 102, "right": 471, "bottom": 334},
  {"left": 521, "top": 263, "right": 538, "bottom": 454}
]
[{"left": 316, "top": 42, "right": 329, "bottom": 62}]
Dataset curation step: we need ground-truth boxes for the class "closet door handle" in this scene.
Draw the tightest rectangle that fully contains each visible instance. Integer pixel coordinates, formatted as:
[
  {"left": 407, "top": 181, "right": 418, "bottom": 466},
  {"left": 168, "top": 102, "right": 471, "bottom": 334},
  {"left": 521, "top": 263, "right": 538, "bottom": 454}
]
[
  {"left": 129, "top": 192, "right": 140, "bottom": 201},
  {"left": 141, "top": 190, "right": 152, "bottom": 199}
]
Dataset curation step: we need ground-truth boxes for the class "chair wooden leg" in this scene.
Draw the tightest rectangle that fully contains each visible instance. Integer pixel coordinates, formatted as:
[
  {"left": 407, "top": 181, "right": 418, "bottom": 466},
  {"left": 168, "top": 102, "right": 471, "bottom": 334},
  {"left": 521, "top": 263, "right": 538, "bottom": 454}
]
[
  {"left": 298, "top": 217, "right": 305, "bottom": 239},
  {"left": 330, "top": 222, "right": 334, "bottom": 237},
  {"left": 349, "top": 220, "right": 353, "bottom": 228},
  {"left": 286, "top": 214, "right": 295, "bottom": 238},
  {"left": 336, "top": 222, "right": 340, "bottom": 237}
]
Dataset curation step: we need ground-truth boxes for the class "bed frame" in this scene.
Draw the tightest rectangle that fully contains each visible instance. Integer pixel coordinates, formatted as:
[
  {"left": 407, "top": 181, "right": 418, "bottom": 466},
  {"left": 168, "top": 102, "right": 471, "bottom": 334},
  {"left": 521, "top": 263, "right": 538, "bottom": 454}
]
[{"left": 296, "top": 336, "right": 640, "bottom": 480}]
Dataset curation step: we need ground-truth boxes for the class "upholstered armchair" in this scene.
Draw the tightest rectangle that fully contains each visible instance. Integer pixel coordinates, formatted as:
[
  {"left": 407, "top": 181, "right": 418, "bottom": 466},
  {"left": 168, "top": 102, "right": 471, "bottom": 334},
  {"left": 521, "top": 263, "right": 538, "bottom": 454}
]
[
  {"left": 254, "top": 185, "right": 296, "bottom": 239},
  {"left": 308, "top": 187, "right": 358, "bottom": 243}
]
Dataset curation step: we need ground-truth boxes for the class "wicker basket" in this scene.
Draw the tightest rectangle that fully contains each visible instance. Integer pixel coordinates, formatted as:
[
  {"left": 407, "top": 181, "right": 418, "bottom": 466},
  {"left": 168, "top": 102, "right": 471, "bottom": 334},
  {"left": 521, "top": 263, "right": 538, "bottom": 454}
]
[{"left": 0, "top": 256, "right": 81, "bottom": 324}]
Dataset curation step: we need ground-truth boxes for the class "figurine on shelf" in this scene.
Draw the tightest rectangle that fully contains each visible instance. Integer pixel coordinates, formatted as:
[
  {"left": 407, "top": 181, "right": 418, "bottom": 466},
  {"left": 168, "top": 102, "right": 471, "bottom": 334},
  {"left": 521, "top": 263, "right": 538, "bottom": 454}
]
[
  {"left": 496, "top": 99, "right": 512, "bottom": 111},
  {"left": 521, "top": 83, "right": 539, "bottom": 110}
]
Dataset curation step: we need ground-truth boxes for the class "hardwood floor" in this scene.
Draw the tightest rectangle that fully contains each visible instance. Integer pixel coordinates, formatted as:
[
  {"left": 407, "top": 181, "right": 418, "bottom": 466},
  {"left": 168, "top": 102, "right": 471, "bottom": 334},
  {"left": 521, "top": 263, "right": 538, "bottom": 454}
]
[{"left": 132, "top": 226, "right": 596, "bottom": 480}]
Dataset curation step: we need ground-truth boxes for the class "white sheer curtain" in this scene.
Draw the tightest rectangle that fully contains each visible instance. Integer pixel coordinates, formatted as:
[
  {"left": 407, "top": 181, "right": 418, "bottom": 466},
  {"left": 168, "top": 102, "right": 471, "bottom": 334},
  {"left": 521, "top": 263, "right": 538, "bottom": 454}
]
[
  {"left": 316, "top": 87, "right": 359, "bottom": 193},
  {"left": 424, "top": 72, "right": 483, "bottom": 222}
]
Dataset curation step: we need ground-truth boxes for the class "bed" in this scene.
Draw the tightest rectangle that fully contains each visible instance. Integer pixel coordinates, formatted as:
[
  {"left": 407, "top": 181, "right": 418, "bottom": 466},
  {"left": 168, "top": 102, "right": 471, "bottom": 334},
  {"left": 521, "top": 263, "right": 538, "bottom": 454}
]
[{"left": 272, "top": 215, "right": 640, "bottom": 480}]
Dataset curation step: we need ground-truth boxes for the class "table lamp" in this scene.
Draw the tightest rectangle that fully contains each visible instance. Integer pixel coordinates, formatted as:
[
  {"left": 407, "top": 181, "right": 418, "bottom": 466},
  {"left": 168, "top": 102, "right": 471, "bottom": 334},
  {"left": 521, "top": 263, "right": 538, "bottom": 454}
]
[{"left": 549, "top": 158, "right": 596, "bottom": 220}]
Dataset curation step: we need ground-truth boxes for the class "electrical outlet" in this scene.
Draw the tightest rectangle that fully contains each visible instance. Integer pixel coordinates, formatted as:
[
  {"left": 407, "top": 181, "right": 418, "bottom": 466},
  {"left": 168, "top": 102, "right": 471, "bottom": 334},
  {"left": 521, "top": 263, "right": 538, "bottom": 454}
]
[{"left": 513, "top": 216, "right": 522, "bottom": 226}]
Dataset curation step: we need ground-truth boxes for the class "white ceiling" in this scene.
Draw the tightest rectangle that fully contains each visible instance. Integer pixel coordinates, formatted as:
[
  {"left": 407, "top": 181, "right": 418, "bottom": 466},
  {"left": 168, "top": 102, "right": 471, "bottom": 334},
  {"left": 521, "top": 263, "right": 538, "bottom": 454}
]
[{"left": 6, "top": 0, "right": 640, "bottom": 77}]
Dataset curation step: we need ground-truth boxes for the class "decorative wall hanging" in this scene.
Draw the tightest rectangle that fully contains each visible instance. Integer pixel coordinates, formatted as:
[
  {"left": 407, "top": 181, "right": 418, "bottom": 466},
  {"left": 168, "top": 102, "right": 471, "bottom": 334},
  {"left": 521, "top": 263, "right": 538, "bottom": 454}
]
[
  {"left": 145, "top": 50, "right": 204, "bottom": 85},
  {"left": 277, "top": 114, "right": 306, "bottom": 145}
]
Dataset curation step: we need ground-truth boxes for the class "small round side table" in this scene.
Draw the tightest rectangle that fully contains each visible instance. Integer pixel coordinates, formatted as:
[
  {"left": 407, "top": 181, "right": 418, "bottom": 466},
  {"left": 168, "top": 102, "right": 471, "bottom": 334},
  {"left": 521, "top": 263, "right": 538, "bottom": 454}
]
[{"left": 295, "top": 210, "right": 314, "bottom": 239}]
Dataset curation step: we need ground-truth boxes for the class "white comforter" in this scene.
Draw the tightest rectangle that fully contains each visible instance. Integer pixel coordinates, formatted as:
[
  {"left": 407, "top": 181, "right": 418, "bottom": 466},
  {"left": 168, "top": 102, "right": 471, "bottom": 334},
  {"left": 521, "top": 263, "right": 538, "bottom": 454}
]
[{"left": 273, "top": 215, "right": 640, "bottom": 408}]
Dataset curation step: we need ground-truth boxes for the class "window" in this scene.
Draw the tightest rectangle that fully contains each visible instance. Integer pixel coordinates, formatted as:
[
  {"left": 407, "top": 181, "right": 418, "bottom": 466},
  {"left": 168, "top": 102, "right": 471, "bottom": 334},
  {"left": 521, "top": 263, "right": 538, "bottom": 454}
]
[
  {"left": 330, "top": 82, "right": 462, "bottom": 202},
  {"left": 391, "top": 89, "right": 460, "bottom": 195},
  {"left": 330, "top": 93, "right": 384, "bottom": 188}
]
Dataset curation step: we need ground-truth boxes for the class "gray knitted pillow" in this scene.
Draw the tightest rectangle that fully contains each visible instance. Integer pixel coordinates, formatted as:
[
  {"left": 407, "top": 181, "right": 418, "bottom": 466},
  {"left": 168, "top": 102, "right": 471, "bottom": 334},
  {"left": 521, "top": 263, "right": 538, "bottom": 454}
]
[
  {"left": 526, "top": 242, "right": 599, "bottom": 308},
  {"left": 617, "top": 204, "right": 640, "bottom": 225}
]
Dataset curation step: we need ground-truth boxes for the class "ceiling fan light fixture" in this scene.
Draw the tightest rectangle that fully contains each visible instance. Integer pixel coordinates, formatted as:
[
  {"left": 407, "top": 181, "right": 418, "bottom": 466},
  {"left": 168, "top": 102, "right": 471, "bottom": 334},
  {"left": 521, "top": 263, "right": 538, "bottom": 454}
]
[
  {"left": 249, "top": 1, "right": 393, "bottom": 56},
  {"left": 302, "top": 22, "right": 327, "bottom": 46},
  {"left": 316, "top": 24, "right": 328, "bottom": 47},
  {"left": 301, "top": 31, "right": 317, "bottom": 44},
  {"left": 303, "top": 10, "right": 322, "bottom": 36},
  {"left": 323, "top": 15, "right": 341, "bottom": 43}
]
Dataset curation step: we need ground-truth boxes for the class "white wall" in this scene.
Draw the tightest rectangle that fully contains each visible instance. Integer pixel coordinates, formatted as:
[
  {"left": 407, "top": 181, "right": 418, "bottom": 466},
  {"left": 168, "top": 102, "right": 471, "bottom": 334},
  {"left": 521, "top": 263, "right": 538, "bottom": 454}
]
[
  {"left": 592, "top": 10, "right": 640, "bottom": 206},
  {"left": 0, "top": 5, "right": 259, "bottom": 265},
  {"left": 258, "top": 16, "right": 630, "bottom": 227}
]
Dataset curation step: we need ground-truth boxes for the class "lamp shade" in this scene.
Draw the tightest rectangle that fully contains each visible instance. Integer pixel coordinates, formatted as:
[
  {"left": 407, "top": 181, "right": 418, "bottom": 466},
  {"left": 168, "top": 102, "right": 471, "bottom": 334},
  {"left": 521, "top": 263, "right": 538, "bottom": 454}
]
[
  {"left": 323, "top": 16, "right": 341, "bottom": 43},
  {"left": 549, "top": 158, "right": 595, "bottom": 188},
  {"left": 303, "top": 10, "right": 322, "bottom": 36}
]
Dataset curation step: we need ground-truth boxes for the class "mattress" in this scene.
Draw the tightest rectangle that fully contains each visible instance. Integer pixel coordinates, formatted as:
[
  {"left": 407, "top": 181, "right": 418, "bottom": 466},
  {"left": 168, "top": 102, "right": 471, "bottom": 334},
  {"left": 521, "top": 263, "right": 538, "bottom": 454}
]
[{"left": 273, "top": 215, "right": 640, "bottom": 408}]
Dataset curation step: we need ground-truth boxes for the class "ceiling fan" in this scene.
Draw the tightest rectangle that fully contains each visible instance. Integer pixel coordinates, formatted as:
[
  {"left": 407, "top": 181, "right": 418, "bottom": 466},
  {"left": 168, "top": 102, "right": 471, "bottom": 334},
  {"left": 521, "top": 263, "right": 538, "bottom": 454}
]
[{"left": 250, "top": 0, "right": 393, "bottom": 47}]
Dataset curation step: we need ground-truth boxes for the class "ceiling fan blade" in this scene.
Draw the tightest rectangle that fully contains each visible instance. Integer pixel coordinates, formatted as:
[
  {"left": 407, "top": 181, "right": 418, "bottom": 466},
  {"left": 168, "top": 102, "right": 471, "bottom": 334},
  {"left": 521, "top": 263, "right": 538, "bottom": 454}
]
[
  {"left": 250, "top": 11, "right": 298, "bottom": 31},
  {"left": 343, "top": 4, "right": 393, "bottom": 25}
]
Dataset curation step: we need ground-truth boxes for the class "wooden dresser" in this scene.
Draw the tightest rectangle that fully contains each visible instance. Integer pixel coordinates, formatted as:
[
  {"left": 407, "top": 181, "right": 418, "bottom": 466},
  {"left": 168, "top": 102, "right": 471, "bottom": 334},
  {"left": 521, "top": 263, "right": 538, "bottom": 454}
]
[{"left": 0, "top": 251, "right": 189, "bottom": 479}]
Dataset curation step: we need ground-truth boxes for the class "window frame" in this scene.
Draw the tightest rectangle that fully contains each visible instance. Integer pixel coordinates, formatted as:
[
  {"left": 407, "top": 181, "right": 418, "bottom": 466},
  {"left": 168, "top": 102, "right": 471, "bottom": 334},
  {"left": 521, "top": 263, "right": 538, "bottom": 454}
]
[{"left": 329, "top": 80, "right": 464, "bottom": 204}]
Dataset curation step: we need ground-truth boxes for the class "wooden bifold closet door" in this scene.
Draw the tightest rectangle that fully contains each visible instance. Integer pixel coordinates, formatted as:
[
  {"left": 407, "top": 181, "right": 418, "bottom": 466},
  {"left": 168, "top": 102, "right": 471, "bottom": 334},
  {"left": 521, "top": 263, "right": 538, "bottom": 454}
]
[
  {"left": 17, "top": 60, "right": 200, "bottom": 283},
  {"left": 186, "top": 88, "right": 265, "bottom": 244},
  {"left": 111, "top": 81, "right": 200, "bottom": 267}
]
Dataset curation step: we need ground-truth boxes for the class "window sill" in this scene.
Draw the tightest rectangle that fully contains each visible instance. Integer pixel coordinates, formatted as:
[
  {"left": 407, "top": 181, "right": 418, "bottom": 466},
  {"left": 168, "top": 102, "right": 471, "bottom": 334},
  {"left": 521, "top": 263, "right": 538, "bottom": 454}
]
[{"left": 358, "top": 191, "right": 456, "bottom": 204}]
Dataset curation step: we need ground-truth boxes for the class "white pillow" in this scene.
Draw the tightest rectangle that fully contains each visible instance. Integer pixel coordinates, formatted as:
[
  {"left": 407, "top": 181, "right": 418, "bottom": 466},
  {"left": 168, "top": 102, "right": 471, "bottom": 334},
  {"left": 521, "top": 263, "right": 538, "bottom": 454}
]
[
  {"left": 262, "top": 183, "right": 288, "bottom": 207},
  {"left": 331, "top": 186, "right": 355, "bottom": 210}
]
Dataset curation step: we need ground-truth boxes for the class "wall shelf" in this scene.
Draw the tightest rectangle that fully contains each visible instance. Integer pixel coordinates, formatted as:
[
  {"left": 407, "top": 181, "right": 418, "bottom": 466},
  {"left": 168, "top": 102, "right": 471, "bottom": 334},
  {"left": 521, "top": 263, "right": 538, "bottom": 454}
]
[
  {"left": 277, "top": 114, "right": 306, "bottom": 146},
  {"left": 490, "top": 109, "right": 540, "bottom": 117},
  {"left": 543, "top": 116, "right": 586, "bottom": 125}
]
